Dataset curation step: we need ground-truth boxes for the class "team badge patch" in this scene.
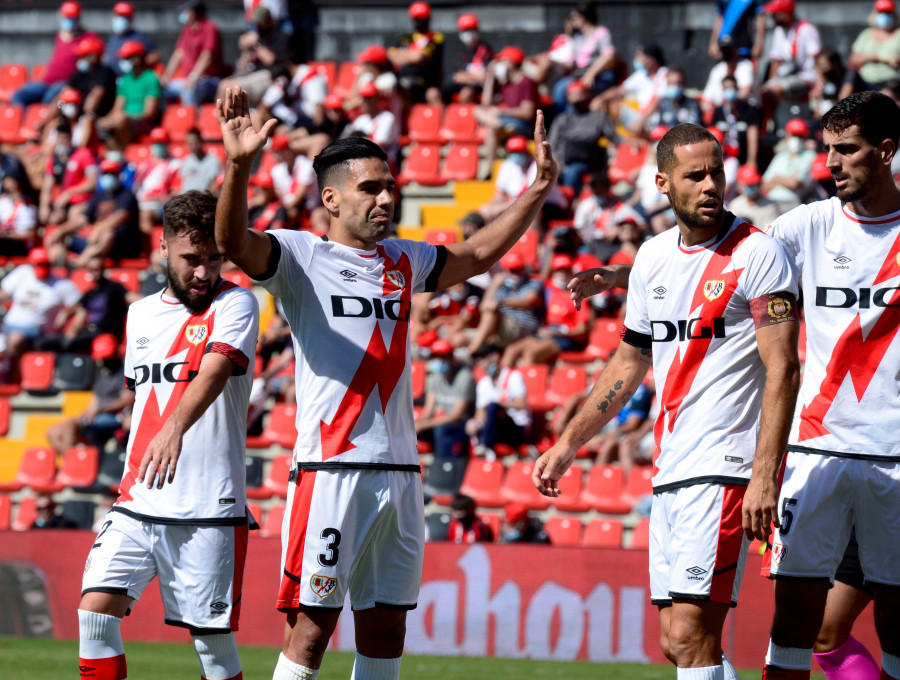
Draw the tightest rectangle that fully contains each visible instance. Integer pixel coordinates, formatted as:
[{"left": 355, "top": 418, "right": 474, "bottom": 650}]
[
  {"left": 185, "top": 324, "right": 208, "bottom": 345},
  {"left": 385, "top": 270, "right": 406, "bottom": 289},
  {"left": 310, "top": 574, "right": 338, "bottom": 598},
  {"left": 704, "top": 280, "right": 725, "bottom": 300},
  {"left": 767, "top": 296, "right": 793, "bottom": 322},
  {"left": 772, "top": 542, "right": 788, "bottom": 565}
]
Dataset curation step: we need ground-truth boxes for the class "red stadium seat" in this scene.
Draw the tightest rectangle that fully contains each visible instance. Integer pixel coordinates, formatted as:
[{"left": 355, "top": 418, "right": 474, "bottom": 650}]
[
  {"left": 262, "top": 454, "right": 293, "bottom": 500},
  {"left": 628, "top": 518, "right": 651, "bottom": 549},
  {"left": 623, "top": 465, "right": 654, "bottom": 504},
  {"left": 396, "top": 144, "right": 443, "bottom": 186},
  {"left": 479, "top": 513, "right": 501, "bottom": 540},
  {"left": 55, "top": 446, "right": 100, "bottom": 490},
  {"left": 582, "top": 518, "right": 624, "bottom": 548},
  {"left": 500, "top": 461, "right": 550, "bottom": 510},
  {"left": 440, "top": 143, "right": 480, "bottom": 182},
  {"left": 20, "top": 352, "right": 56, "bottom": 393},
  {"left": 579, "top": 464, "right": 631, "bottom": 514},
  {"left": 423, "top": 228, "right": 458, "bottom": 246},
  {"left": 221, "top": 269, "right": 252, "bottom": 289},
  {"left": 559, "top": 318, "right": 623, "bottom": 364},
  {"left": 410, "top": 360, "right": 425, "bottom": 401},
  {"left": 506, "top": 229, "right": 540, "bottom": 270},
  {"left": 160, "top": 104, "right": 197, "bottom": 143},
  {"left": 30, "top": 63, "right": 48, "bottom": 82},
  {"left": 407, "top": 104, "right": 443, "bottom": 144},
  {"left": 22, "top": 103, "right": 49, "bottom": 134},
  {"left": 262, "top": 403, "right": 298, "bottom": 450},
  {"left": 124, "top": 143, "right": 151, "bottom": 166},
  {"left": 106, "top": 268, "right": 139, "bottom": 293},
  {"left": 0, "top": 105, "right": 24, "bottom": 145},
  {"left": 0, "top": 447, "right": 58, "bottom": 493},
  {"left": 439, "top": 103, "right": 483, "bottom": 144},
  {"left": 608, "top": 142, "right": 648, "bottom": 185},
  {"left": 0, "top": 493, "right": 10, "bottom": 530},
  {"left": 308, "top": 61, "right": 337, "bottom": 89},
  {"left": 70, "top": 268, "right": 95, "bottom": 294},
  {"left": 260, "top": 504, "right": 285, "bottom": 538},
  {"left": 458, "top": 458, "right": 505, "bottom": 508},
  {"left": 547, "top": 465, "right": 589, "bottom": 512},
  {"left": 12, "top": 495, "right": 37, "bottom": 531},
  {"left": 197, "top": 103, "right": 221, "bottom": 141},
  {"left": 0, "top": 63, "right": 28, "bottom": 102},
  {"left": 539, "top": 365, "right": 588, "bottom": 411},
  {"left": 543, "top": 516, "right": 582, "bottom": 546},
  {"left": 519, "top": 364, "right": 549, "bottom": 412},
  {"left": 0, "top": 397, "right": 10, "bottom": 437},
  {"left": 333, "top": 61, "right": 361, "bottom": 98}
]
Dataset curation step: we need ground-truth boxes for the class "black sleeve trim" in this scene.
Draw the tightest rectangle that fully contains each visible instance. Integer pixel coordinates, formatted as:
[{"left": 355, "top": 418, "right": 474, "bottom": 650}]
[
  {"left": 620, "top": 326, "right": 651, "bottom": 349},
  {"left": 424, "top": 245, "right": 448, "bottom": 293},
  {"left": 82, "top": 586, "right": 130, "bottom": 597},
  {"left": 669, "top": 592, "right": 738, "bottom": 608},
  {"left": 652, "top": 476, "right": 750, "bottom": 494},
  {"left": 125, "top": 377, "right": 135, "bottom": 392},
  {"left": 249, "top": 232, "right": 282, "bottom": 282}
]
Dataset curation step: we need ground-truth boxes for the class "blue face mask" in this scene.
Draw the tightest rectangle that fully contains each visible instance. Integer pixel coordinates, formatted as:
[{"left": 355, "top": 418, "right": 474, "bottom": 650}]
[
  {"left": 112, "top": 16, "right": 131, "bottom": 35},
  {"left": 876, "top": 12, "right": 895, "bottom": 29},
  {"left": 151, "top": 143, "right": 168, "bottom": 158},
  {"left": 99, "top": 174, "right": 119, "bottom": 192},
  {"left": 510, "top": 153, "right": 529, "bottom": 166},
  {"left": 60, "top": 17, "right": 78, "bottom": 32},
  {"left": 119, "top": 59, "right": 133, "bottom": 74},
  {"left": 429, "top": 359, "right": 451, "bottom": 375},
  {"left": 76, "top": 58, "right": 91, "bottom": 72},
  {"left": 744, "top": 185, "right": 761, "bottom": 199},
  {"left": 664, "top": 85, "right": 684, "bottom": 100},
  {"left": 722, "top": 88, "right": 738, "bottom": 102},
  {"left": 632, "top": 58, "right": 645, "bottom": 73},
  {"left": 178, "top": 11, "right": 190, "bottom": 25}
]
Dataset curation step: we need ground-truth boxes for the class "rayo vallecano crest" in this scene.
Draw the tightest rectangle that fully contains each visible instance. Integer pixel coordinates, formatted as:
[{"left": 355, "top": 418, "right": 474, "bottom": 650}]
[
  {"left": 704, "top": 280, "right": 725, "bottom": 301},
  {"left": 310, "top": 574, "right": 338, "bottom": 598},
  {"left": 185, "top": 324, "right": 208, "bottom": 345},
  {"left": 385, "top": 270, "right": 406, "bottom": 289}
]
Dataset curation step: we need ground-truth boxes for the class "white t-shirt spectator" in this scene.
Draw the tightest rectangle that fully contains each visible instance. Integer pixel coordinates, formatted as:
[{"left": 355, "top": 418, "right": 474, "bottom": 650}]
[
  {"left": 0, "top": 197, "right": 38, "bottom": 238},
  {"left": 1, "top": 266, "right": 81, "bottom": 333},
  {"left": 262, "top": 64, "right": 328, "bottom": 128},
  {"left": 350, "top": 110, "right": 401, "bottom": 165},
  {"left": 702, "top": 59, "right": 757, "bottom": 107},
  {"left": 768, "top": 20, "right": 821, "bottom": 86},
  {"left": 475, "top": 368, "right": 531, "bottom": 429},
  {"left": 622, "top": 67, "right": 670, "bottom": 111}
]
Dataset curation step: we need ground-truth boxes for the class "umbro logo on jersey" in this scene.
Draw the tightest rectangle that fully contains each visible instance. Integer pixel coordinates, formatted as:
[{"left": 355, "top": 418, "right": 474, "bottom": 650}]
[
  {"left": 340, "top": 269, "right": 358, "bottom": 282},
  {"left": 652, "top": 286, "right": 667, "bottom": 299},
  {"left": 833, "top": 255, "right": 852, "bottom": 269},
  {"left": 685, "top": 566, "right": 707, "bottom": 581},
  {"left": 136, "top": 337, "right": 150, "bottom": 350},
  {"left": 209, "top": 601, "right": 228, "bottom": 616}
]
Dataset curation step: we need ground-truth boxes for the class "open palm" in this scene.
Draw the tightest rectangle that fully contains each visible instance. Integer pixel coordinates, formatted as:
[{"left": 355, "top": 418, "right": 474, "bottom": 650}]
[{"left": 215, "top": 86, "right": 278, "bottom": 164}]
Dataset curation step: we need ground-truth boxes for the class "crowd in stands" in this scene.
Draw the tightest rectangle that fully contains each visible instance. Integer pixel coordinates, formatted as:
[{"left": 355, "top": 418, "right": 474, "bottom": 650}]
[{"left": 2, "top": 0, "right": 898, "bottom": 542}]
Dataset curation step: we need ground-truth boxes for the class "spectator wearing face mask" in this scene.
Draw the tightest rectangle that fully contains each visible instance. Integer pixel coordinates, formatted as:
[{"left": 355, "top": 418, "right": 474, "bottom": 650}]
[
  {"left": 479, "top": 136, "right": 534, "bottom": 222},
  {"left": 432, "top": 13, "right": 495, "bottom": 106},
  {"left": 702, "top": 37, "right": 758, "bottom": 113},
  {"left": 416, "top": 340, "right": 476, "bottom": 459},
  {"left": 466, "top": 344, "right": 530, "bottom": 455},
  {"left": 133, "top": 127, "right": 180, "bottom": 236},
  {"left": 161, "top": 0, "right": 226, "bottom": 108},
  {"left": 645, "top": 67, "right": 703, "bottom": 133},
  {"left": 710, "top": 74, "right": 762, "bottom": 168},
  {"left": 849, "top": 0, "right": 900, "bottom": 88},
  {"left": 761, "top": 117, "right": 816, "bottom": 213},
  {"left": 727, "top": 164, "right": 779, "bottom": 228},
  {"left": 104, "top": 2, "right": 158, "bottom": 77},
  {"left": 38, "top": 122, "right": 97, "bottom": 227},
  {"left": 97, "top": 40, "right": 162, "bottom": 150},
  {"left": 446, "top": 494, "right": 495, "bottom": 543},
  {"left": 178, "top": 128, "right": 223, "bottom": 194}
]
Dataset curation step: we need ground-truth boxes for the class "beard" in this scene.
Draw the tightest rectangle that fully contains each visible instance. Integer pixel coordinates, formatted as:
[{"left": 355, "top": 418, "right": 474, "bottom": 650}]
[
  {"left": 167, "top": 264, "right": 218, "bottom": 314},
  {"left": 835, "top": 182, "right": 866, "bottom": 204},
  {"left": 669, "top": 192, "right": 724, "bottom": 232}
]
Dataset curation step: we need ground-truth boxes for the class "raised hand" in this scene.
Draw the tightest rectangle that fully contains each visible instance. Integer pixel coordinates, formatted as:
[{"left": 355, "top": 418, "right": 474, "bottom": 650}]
[
  {"left": 567, "top": 267, "right": 619, "bottom": 311},
  {"left": 215, "top": 86, "right": 278, "bottom": 165},
  {"left": 532, "top": 109, "right": 559, "bottom": 188}
]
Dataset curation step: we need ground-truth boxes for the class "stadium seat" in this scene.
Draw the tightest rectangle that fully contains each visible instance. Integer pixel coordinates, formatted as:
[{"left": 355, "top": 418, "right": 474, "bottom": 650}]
[
  {"left": 308, "top": 61, "right": 337, "bottom": 89},
  {"left": 262, "top": 454, "right": 293, "bottom": 500},
  {"left": 507, "top": 229, "right": 540, "bottom": 270},
  {"left": 519, "top": 364, "right": 549, "bottom": 412},
  {"left": 440, "top": 143, "right": 480, "bottom": 182},
  {"left": 106, "top": 267, "right": 140, "bottom": 294},
  {"left": 52, "top": 353, "right": 95, "bottom": 392},
  {"left": 425, "top": 511, "right": 451, "bottom": 541},
  {"left": 579, "top": 464, "right": 631, "bottom": 514},
  {"left": 439, "top": 103, "right": 483, "bottom": 144},
  {"left": 245, "top": 455, "right": 271, "bottom": 499},
  {"left": 479, "top": 512, "right": 501, "bottom": 539},
  {"left": 423, "top": 228, "right": 458, "bottom": 246},
  {"left": 20, "top": 352, "right": 56, "bottom": 394},
  {"left": 543, "top": 516, "right": 582, "bottom": 547},
  {"left": 70, "top": 268, "right": 95, "bottom": 294},
  {"left": 628, "top": 518, "right": 651, "bottom": 549},
  {"left": 60, "top": 499, "right": 96, "bottom": 529},
  {"left": 333, "top": 61, "right": 361, "bottom": 98},
  {"left": 396, "top": 144, "right": 443, "bottom": 186},
  {"left": 410, "top": 359, "right": 425, "bottom": 401},
  {"left": 0, "top": 447, "right": 57, "bottom": 493},
  {"left": 458, "top": 458, "right": 505, "bottom": 508},
  {"left": 0, "top": 493, "right": 10, "bottom": 530},
  {"left": 160, "top": 104, "right": 197, "bottom": 143},
  {"left": 407, "top": 104, "right": 444, "bottom": 144},
  {"left": 262, "top": 403, "right": 298, "bottom": 450},
  {"left": 12, "top": 495, "right": 37, "bottom": 531},
  {"left": 623, "top": 465, "right": 654, "bottom": 504},
  {"left": 54, "top": 445, "right": 100, "bottom": 491},
  {"left": 197, "top": 103, "right": 221, "bottom": 141},
  {"left": 260, "top": 504, "right": 285, "bottom": 538},
  {"left": 423, "top": 457, "right": 467, "bottom": 506},
  {"left": 0, "top": 397, "right": 10, "bottom": 437},
  {"left": 559, "top": 318, "right": 623, "bottom": 364},
  {"left": 124, "top": 143, "right": 151, "bottom": 166},
  {"left": 221, "top": 269, "right": 252, "bottom": 289},
  {"left": 30, "top": 63, "right": 48, "bottom": 82},
  {"left": 582, "top": 518, "right": 624, "bottom": 548},
  {"left": 22, "top": 103, "right": 49, "bottom": 134},
  {"left": 547, "top": 465, "right": 590, "bottom": 513},
  {"left": 94, "top": 447, "right": 126, "bottom": 493},
  {"left": 499, "top": 461, "right": 550, "bottom": 510},
  {"left": 0, "top": 105, "right": 24, "bottom": 145},
  {"left": 0, "top": 63, "right": 27, "bottom": 102},
  {"left": 608, "top": 142, "right": 648, "bottom": 185},
  {"left": 539, "top": 365, "right": 588, "bottom": 411}
]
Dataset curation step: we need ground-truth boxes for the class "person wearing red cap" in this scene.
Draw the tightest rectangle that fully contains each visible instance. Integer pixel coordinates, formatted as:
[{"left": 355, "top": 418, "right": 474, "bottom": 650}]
[
  {"left": 431, "top": 12, "right": 495, "bottom": 105},
  {"left": 38, "top": 121, "right": 98, "bottom": 228},
  {"left": 761, "top": 117, "right": 816, "bottom": 213},
  {"left": 217, "top": 5, "right": 290, "bottom": 106},
  {"left": 162, "top": 0, "right": 226, "bottom": 108},
  {"left": 214, "top": 86, "right": 558, "bottom": 680},
  {"left": 499, "top": 502, "right": 550, "bottom": 543},
  {"left": 248, "top": 170, "right": 289, "bottom": 232},
  {"left": 848, "top": 0, "right": 900, "bottom": 88},
  {"left": 59, "top": 35, "right": 119, "bottom": 123},
  {"left": 97, "top": 40, "right": 161, "bottom": 149},
  {"left": 104, "top": 1, "right": 159, "bottom": 78},
  {"left": 349, "top": 82, "right": 401, "bottom": 166},
  {"left": 133, "top": 127, "right": 181, "bottom": 236},
  {"left": 728, "top": 164, "right": 779, "bottom": 228},
  {"left": 760, "top": 0, "right": 821, "bottom": 123},
  {"left": 388, "top": 1, "right": 445, "bottom": 105},
  {"left": 10, "top": 1, "right": 101, "bottom": 109},
  {"left": 266, "top": 134, "right": 323, "bottom": 229}
]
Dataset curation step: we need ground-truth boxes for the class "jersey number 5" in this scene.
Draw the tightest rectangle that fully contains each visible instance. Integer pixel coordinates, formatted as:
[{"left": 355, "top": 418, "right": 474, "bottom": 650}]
[{"left": 318, "top": 528, "right": 342, "bottom": 567}]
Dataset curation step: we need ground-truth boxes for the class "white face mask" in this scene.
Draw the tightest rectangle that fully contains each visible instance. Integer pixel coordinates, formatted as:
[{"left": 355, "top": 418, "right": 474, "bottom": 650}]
[
  {"left": 876, "top": 12, "right": 895, "bottom": 29},
  {"left": 552, "top": 273, "right": 570, "bottom": 288},
  {"left": 494, "top": 62, "right": 509, "bottom": 81},
  {"left": 61, "top": 103, "right": 79, "bottom": 119},
  {"left": 112, "top": 15, "right": 131, "bottom": 34},
  {"left": 460, "top": 30, "right": 477, "bottom": 47},
  {"left": 786, "top": 136, "right": 804, "bottom": 154}
]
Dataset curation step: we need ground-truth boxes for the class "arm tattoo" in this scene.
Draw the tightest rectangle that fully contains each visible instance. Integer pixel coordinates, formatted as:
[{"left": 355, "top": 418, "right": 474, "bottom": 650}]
[{"left": 597, "top": 380, "right": 625, "bottom": 413}]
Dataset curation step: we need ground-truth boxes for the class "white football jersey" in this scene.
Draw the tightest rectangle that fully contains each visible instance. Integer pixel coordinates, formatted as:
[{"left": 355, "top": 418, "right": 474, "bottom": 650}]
[
  {"left": 766, "top": 198, "right": 900, "bottom": 459},
  {"left": 256, "top": 230, "right": 439, "bottom": 467},
  {"left": 624, "top": 216, "right": 799, "bottom": 490},
  {"left": 115, "top": 281, "right": 259, "bottom": 523}
]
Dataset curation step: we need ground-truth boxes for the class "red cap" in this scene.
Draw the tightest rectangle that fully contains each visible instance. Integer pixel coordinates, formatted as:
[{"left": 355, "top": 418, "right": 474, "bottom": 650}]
[
  {"left": 496, "top": 46, "right": 525, "bottom": 67},
  {"left": 74, "top": 36, "right": 104, "bottom": 57},
  {"left": 28, "top": 247, "right": 51, "bottom": 266},
  {"left": 505, "top": 135, "right": 528, "bottom": 153},
  {"left": 117, "top": 39, "right": 146, "bottom": 58},
  {"left": 149, "top": 127, "right": 169, "bottom": 143},
  {"left": 649, "top": 125, "right": 669, "bottom": 142},
  {"left": 358, "top": 81, "right": 379, "bottom": 99},
  {"left": 736, "top": 164, "right": 762, "bottom": 185},
  {"left": 430, "top": 339, "right": 453, "bottom": 356},
  {"left": 113, "top": 1, "right": 134, "bottom": 17},
  {"left": 566, "top": 79, "right": 590, "bottom": 94},
  {"left": 251, "top": 171, "right": 274, "bottom": 188},
  {"left": 785, "top": 118, "right": 809, "bottom": 137},
  {"left": 60, "top": 1, "right": 81, "bottom": 19},
  {"left": 457, "top": 13, "right": 478, "bottom": 31},
  {"left": 876, "top": 0, "right": 896, "bottom": 12},
  {"left": 416, "top": 328, "right": 438, "bottom": 348},
  {"left": 91, "top": 333, "right": 119, "bottom": 361},
  {"left": 99, "top": 158, "right": 122, "bottom": 174},
  {"left": 358, "top": 45, "right": 389, "bottom": 65},
  {"left": 324, "top": 93, "right": 344, "bottom": 110},
  {"left": 500, "top": 251, "right": 525, "bottom": 271},
  {"left": 763, "top": 0, "right": 794, "bottom": 13},
  {"left": 505, "top": 502, "right": 528, "bottom": 523},
  {"left": 551, "top": 253, "right": 575, "bottom": 271},
  {"left": 59, "top": 87, "right": 83, "bottom": 105},
  {"left": 409, "top": 1, "right": 431, "bottom": 19},
  {"left": 270, "top": 135, "right": 290, "bottom": 151},
  {"left": 811, "top": 152, "right": 831, "bottom": 180},
  {"left": 706, "top": 126, "right": 725, "bottom": 143}
]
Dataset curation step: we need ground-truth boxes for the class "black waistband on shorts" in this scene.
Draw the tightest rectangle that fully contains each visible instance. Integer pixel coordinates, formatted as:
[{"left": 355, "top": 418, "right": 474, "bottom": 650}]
[
  {"left": 652, "top": 475, "right": 749, "bottom": 495},
  {"left": 295, "top": 462, "right": 422, "bottom": 472},
  {"left": 111, "top": 506, "right": 248, "bottom": 527},
  {"left": 787, "top": 444, "right": 899, "bottom": 463}
]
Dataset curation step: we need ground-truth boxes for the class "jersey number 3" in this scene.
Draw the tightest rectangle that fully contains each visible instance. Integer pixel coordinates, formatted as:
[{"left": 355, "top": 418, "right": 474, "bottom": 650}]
[{"left": 318, "top": 528, "right": 342, "bottom": 567}]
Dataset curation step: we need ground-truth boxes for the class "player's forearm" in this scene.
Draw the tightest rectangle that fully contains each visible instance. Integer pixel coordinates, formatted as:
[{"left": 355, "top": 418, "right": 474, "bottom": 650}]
[
  {"left": 165, "top": 358, "right": 232, "bottom": 438},
  {"left": 753, "top": 345, "right": 800, "bottom": 483},
  {"left": 216, "top": 160, "right": 254, "bottom": 258}
]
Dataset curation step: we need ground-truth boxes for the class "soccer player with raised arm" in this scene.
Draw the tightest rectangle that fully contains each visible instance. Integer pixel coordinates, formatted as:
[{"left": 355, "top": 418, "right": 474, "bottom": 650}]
[
  {"left": 77, "top": 190, "right": 259, "bottom": 680},
  {"left": 533, "top": 123, "right": 800, "bottom": 680},
  {"left": 213, "top": 87, "right": 557, "bottom": 680}
]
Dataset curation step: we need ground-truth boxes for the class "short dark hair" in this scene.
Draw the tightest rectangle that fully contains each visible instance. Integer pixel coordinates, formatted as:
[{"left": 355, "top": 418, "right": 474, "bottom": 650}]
[
  {"left": 573, "top": 3, "right": 598, "bottom": 25},
  {"left": 657, "top": 123, "right": 720, "bottom": 174},
  {"left": 56, "top": 121, "right": 72, "bottom": 136},
  {"left": 721, "top": 74, "right": 737, "bottom": 87},
  {"left": 163, "top": 190, "right": 218, "bottom": 244},
  {"left": 451, "top": 494, "right": 476, "bottom": 513},
  {"left": 186, "top": 127, "right": 202, "bottom": 139},
  {"left": 312, "top": 137, "right": 389, "bottom": 194},
  {"left": 821, "top": 90, "right": 900, "bottom": 148}
]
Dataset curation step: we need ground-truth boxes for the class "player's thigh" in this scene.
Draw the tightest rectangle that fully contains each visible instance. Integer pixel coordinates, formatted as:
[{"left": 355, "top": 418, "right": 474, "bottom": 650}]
[
  {"left": 853, "top": 460, "right": 900, "bottom": 587},
  {"left": 816, "top": 580, "right": 872, "bottom": 652},
  {"left": 81, "top": 512, "right": 157, "bottom": 607}
]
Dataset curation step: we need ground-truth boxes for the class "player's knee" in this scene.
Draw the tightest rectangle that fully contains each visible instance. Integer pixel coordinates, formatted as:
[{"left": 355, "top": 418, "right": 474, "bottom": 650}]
[
  {"left": 666, "top": 618, "right": 716, "bottom": 666},
  {"left": 192, "top": 633, "right": 241, "bottom": 680},
  {"left": 356, "top": 614, "right": 406, "bottom": 658},
  {"left": 658, "top": 631, "right": 675, "bottom": 664}
]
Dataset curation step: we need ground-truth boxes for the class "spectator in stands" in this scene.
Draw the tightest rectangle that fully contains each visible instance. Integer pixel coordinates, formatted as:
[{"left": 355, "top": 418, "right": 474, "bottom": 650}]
[
  {"left": 11, "top": 1, "right": 101, "bottom": 108},
  {"left": 35, "top": 256, "right": 129, "bottom": 354},
  {"left": 500, "top": 502, "right": 550, "bottom": 544},
  {"left": 711, "top": 74, "right": 762, "bottom": 171},
  {"left": 645, "top": 68, "right": 703, "bottom": 132},
  {"left": 104, "top": 2, "right": 159, "bottom": 77},
  {"left": 178, "top": 128, "right": 223, "bottom": 193},
  {"left": 479, "top": 136, "right": 534, "bottom": 223},
  {"left": 475, "top": 46, "right": 539, "bottom": 171},
  {"left": 413, "top": 282, "right": 481, "bottom": 348},
  {"left": 629, "top": 129, "right": 678, "bottom": 235},
  {"left": 416, "top": 339, "right": 476, "bottom": 459},
  {"left": 594, "top": 44, "right": 669, "bottom": 135},
  {"left": 218, "top": 6, "right": 290, "bottom": 105},
  {"left": 592, "top": 378, "right": 653, "bottom": 473},
  {"left": 133, "top": 127, "right": 180, "bottom": 237},
  {"left": 809, "top": 48, "right": 863, "bottom": 120},
  {"left": 500, "top": 254, "right": 590, "bottom": 367},
  {"left": 390, "top": 1, "right": 445, "bottom": 105},
  {"left": 447, "top": 494, "right": 495, "bottom": 543},
  {"left": 0, "top": 247, "right": 81, "bottom": 381},
  {"left": 248, "top": 171, "right": 288, "bottom": 231},
  {"left": 345, "top": 46, "right": 402, "bottom": 116},
  {"left": 728, "top": 164, "right": 779, "bottom": 227},
  {"left": 287, "top": 94, "right": 350, "bottom": 159},
  {"left": 45, "top": 333, "right": 134, "bottom": 456},
  {"left": 709, "top": 0, "right": 767, "bottom": 61},
  {"left": 161, "top": 0, "right": 225, "bottom": 108},
  {"left": 0, "top": 168, "right": 39, "bottom": 256},
  {"left": 467, "top": 344, "right": 530, "bottom": 455},
  {"left": 761, "top": 117, "right": 816, "bottom": 213},
  {"left": 548, "top": 80, "right": 620, "bottom": 195},
  {"left": 849, "top": 0, "right": 900, "bottom": 88},
  {"left": 44, "top": 88, "right": 97, "bottom": 155},
  {"left": 574, "top": 171, "right": 645, "bottom": 260},
  {"left": 269, "top": 134, "right": 319, "bottom": 227},
  {"left": 32, "top": 495, "right": 78, "bottom": 529},
  {"left": 349, "top": 83, "right": 401, "bottom": 167},
  {"left": 466, "top": 252, "right": 544, "bottom": 355},
  {"left": 432, "top": 13, "right": 494, "bottom": 105},
  {"left": 257, "top": 61, "right": 328, "bottom": 134},
  {"left": 97, "top": 40, "right": 161, "bottom": 150},
  {"left": 38, "top": 122, "right": 97, "bottom": 228},
  {"left": 760, "top": 0, "right": 821, "bottom": 125},
  {"left": 702, "top": 37, "right": 758, "bottom": 113}
]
